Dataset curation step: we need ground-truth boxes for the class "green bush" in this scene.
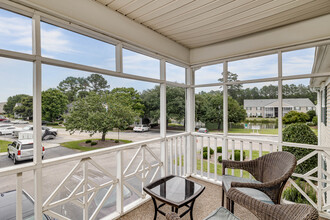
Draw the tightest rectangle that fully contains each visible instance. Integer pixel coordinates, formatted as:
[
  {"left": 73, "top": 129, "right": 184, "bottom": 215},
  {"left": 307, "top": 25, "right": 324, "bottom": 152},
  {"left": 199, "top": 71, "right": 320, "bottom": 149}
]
[
  {"left": 85, "top": 140, "right": 92, "bottom": 144},
  {"left": 283, "top": 111, "right": 309, "bottom": 124},
  {"left": 203, "top": 152, "right": 208, "bottom": 159},
  {"left": 282, "top": 123, "right": 317, "bottom": 174},
  {"left": 312, "top": 116, "right": 317, "bottom": 126},
  {"left": 306, "top": 110, "right": 316, "bottom": 122},
  {"left": 282, "top": 179, "right": 316, "bottom": 204},
  {"left": 217, "top": 146, "right": 222, "bottom": 153},
  {"left": 115, "top": 140, "right": 119, "bottom": 143},
  {"left": 203, "top": 147, "right": 214, "bottom": 155},
  {"left": 91, "top": 142, "right": 97, "bottom": 146},
  {"left": 46, "top": 122, "right": 59, "bottom": 126},
  {"left": 218, "top": 156, "right": 222, "bottom": 163},
  {"left": 229, "top": 150, "right": 246, "bottom": 161}
]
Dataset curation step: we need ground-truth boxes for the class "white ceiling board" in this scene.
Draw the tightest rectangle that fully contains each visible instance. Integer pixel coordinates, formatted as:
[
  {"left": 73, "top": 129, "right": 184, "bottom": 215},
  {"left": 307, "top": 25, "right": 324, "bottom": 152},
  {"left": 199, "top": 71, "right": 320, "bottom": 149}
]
[
  {"left": 174, "top": 0, "right": 324, "bottom": 43},
  {"left": 190, "top": 14, "right": 330, "bottom": 65},
  {"left": 97, "top": 0, "right": 330, "bottom": 49}
]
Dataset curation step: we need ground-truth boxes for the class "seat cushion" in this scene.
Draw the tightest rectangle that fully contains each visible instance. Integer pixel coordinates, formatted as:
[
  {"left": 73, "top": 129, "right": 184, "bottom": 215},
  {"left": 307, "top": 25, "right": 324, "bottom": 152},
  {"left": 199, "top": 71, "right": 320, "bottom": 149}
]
[
  {"left": 222, "top": 175, "right": 261, "bottom": 191},
  {"left": 236, "top": 188, "right": 274, "bottom": 204},
  {"left": 204, "top": 206, "right": 240, "bottom": 220}
]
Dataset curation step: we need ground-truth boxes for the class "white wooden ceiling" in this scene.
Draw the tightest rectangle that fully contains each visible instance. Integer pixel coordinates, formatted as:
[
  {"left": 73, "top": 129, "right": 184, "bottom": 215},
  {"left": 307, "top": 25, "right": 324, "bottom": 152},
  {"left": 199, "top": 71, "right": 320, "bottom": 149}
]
[{"left": 95, "top": 0, "right": 330, "bottom": 49}]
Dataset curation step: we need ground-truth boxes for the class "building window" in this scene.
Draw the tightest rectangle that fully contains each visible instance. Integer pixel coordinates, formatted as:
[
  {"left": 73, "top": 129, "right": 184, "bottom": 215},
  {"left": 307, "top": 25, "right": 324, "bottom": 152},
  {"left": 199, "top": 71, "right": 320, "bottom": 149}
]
[
  {"left": 256, "top": 107, "right": 262, "bottom": 110},
  {"left": 294, "top": 107, "right": 301, "bottom": 110},
  {"left": 307, "top": 107, "right": 313, "bottom": 111}
]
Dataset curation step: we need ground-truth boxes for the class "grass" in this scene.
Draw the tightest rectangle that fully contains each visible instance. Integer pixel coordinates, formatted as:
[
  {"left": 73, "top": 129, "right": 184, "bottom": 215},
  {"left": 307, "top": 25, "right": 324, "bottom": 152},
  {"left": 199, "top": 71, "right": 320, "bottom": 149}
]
[
  {"left": 60, "top": 138, "right": 132, "bottom": 152},
  {"left": 0, "top": 140, "right": 11, "bottom": 153},
  {"left": 227, "top": 128, "right": 278, "bottom": 135},
  {"left": 195, "top": 150, "right": 269, "bottom": 178}
]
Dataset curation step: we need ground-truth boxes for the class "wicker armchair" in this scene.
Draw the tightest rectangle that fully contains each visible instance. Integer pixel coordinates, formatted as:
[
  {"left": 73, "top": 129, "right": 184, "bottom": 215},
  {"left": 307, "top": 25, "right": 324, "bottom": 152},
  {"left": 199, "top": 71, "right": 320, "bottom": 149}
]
[
  {"left": 221, "top": 151, "right": 296, "bottom": 211},
  {"left": 227, "top": 187, "right": 318, "bottom": 220}
]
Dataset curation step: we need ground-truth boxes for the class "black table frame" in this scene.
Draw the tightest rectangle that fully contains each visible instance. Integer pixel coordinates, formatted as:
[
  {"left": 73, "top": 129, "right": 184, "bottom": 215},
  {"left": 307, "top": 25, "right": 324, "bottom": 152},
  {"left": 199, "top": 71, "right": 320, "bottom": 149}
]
[{"left": 143, "top": 175, "right": 205, "bottom": 220}]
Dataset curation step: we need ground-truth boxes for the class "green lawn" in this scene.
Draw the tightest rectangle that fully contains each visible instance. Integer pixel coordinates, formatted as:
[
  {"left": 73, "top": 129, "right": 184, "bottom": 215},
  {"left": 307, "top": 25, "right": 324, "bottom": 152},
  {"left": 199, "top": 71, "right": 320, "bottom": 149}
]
[
  {"left": 0, "top": 140, "right": 11, "bottom": 153},
  {"left": 60, "top": 139, "right": 132, "bottom": 151},
  {"left": 228, "top": 128, "right": 278, "bottom": 135}
]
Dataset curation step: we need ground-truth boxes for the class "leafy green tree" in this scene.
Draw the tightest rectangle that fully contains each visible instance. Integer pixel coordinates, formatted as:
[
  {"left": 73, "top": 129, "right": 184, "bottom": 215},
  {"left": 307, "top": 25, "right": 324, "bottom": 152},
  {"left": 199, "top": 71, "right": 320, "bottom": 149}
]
[
  {"left": 196, "top": 91, "right": 246, "bottom": 129},
  {"left": 283, "top": 111, "right": 309, "bottom": 124},
  {"left": 110, "top": 87, "right": 144, "bottom": 117},
  {"left": 141, "top": 86, "right": 185, "bottom": 124},
  {"left": 42, "top": 89, "right": 68, "bottom": 122},
  {"left": 65, "top": 92, "right": 137, "bottom": 141},
  {"left": 4, "top": 94, "right": 30, "bottom": 114},
  {"left": 58, "top": 74, "right": 110, "bottom": 102},
  {"left": 219, "top": 71, "right": 243, "bottom": 102},
  {"left": 13, "top": 96, "right": 33, "bottom": 119},
  {"left": 86, "top": 74, "right": 110, "bottom": 92}
]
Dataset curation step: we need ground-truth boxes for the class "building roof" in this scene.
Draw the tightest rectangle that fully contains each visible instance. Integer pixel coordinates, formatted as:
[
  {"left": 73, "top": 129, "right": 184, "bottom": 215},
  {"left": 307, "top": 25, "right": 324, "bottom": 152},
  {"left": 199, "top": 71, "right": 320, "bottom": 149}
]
[
  {"left": 0, "top": 102, "right": 6, "bottom": 114},
  {"left": 244, "top": 98, "right": 315, "bottom": 108}
]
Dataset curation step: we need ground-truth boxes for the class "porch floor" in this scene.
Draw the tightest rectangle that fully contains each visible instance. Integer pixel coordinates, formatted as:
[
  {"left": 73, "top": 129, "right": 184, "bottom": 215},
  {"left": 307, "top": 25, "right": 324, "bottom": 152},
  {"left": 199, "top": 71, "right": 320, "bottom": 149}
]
[
  {"left": 120, "top": 177, "right": 258, "bottom": 220},
  {"left": 120, "top": 177, "right": 328, "bottom": 220}
]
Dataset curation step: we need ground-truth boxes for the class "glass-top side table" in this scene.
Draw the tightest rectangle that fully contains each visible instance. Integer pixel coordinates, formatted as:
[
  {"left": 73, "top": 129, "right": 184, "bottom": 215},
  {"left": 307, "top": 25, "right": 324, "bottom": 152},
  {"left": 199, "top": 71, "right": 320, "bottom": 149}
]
[{"left": 143, "top": 175, "right": 205, "bottom": 220}]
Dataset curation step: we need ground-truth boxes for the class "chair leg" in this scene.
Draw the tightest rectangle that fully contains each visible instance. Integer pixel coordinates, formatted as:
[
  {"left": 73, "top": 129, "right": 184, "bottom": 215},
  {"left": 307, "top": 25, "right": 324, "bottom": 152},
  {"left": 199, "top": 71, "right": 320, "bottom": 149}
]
[
  {"left": 221, "top": 188, "right": 225, "bottom": 207},
  {"left": 231, "top": 200, "right": 234, "bottom": 213},
  {"left": 226, "top": 197, "right": 231, "bottom": 210}
]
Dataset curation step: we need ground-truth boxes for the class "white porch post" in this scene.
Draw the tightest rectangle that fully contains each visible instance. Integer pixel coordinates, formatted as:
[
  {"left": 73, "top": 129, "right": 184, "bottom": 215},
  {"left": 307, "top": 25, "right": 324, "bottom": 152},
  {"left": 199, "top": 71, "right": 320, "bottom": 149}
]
[
  {"left": 160, "top": 59, "right": 167, "bottom": 176},
  {"left": 278, "top": 51, "right": 283, "bottom": 151},
  {"left": 186, "top": 67, "right": 195, "bottom": 176},
  {"left": 223, "top": 61, "right": 228, "bottom": 174},
  {"left": 116, "top": 43, "right": 123, "bottom": 73},
  {"left": 317, "top": 91, "right": 321, "bottom": 144},
  {"left": 32, "top": 13, "right": 43, "bottom": 220}
]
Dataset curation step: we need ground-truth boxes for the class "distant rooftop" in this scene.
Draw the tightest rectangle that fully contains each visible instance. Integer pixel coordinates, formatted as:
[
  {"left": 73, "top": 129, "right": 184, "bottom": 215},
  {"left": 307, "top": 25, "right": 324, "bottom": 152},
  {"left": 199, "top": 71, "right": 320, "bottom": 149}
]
[{"left": 244, "top": 98, "right": 315, "bottom": 107}]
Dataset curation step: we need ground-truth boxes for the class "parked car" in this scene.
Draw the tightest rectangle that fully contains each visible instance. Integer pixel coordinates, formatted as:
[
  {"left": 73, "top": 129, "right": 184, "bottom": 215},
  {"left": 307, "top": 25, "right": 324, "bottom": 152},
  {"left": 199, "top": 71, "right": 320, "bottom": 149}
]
[
  {"left": 11, "top": 120, "right": 29, "bottom": 124},
  {"left": 0, "top": 123, "right": 13, "bottom": 128},
  {"left": 133, "top": 124, "right": 150, "bottom": 132},
  {"left": 12, "top": 125, "right": 58, "bottom": 138},
  {"left": 0, "top": 126, "right": 16, "bottom": 135},
  {"left": 198, "top": 128, "right": 208, "bottom": 133},
  {"left": 0, "top": 189, "right": 52, "bottom": 220},
  {"left": 0, "top": 115, "right": 8, "bottom": 121},
  {"left": 7, "top": 139, "right": 45, "bottom": 164}
]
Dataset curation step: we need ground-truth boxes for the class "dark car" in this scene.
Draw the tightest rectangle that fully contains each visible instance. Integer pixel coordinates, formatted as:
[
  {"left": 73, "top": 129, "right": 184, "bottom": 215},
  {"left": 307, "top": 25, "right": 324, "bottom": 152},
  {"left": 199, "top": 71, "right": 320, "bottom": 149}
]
[{"left": 0, "top": 189, "right": 52, "bottom": 220}]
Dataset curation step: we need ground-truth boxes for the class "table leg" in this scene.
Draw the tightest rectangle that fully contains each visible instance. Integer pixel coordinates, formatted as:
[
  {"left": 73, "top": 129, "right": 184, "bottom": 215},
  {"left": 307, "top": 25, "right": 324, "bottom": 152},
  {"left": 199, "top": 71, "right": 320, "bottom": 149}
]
[
  {"left": 190, "top": 199, "right": 196, "bottom": 220},
  {"left": 152, "top": 197, "right": 158, "bottom": 220}
]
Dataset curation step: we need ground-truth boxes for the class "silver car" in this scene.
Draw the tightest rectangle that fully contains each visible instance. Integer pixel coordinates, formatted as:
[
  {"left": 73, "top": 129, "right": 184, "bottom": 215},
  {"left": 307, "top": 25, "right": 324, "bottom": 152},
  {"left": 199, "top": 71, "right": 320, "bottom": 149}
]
[{"left": 7, "top": 139, "right": 45, "bottom": 164}]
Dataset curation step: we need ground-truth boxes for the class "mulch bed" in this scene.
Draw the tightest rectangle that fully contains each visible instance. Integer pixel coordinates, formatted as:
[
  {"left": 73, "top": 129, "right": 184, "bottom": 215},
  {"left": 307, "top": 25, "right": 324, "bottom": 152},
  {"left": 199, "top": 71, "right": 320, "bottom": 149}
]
[{"left": 79, "top": 139, "right": 125, "bottom": 148}]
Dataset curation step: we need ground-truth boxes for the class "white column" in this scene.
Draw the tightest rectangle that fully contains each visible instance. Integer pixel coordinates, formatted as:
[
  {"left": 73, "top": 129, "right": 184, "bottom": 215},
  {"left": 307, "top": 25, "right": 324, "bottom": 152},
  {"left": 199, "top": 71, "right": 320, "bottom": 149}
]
[
  {"left": 186, "top": 67, "right": 195, "bottom": 175},
  {"left": 223, "top": 62, "right": 228, "bottom": 161},
  {"left": 116, "top": 43, "right": 123, "bottom": 73},
  {"left": 317, "top": 91, "right": 321, "bottom": 145},
  {"left": 160, "top": 59, "right": 167, "bottom": 176},
  {"left": 223, "top": 62, "right": 228, "bottom": 175},
  {"left": 32, "top": 13, "right": 43, "bottom": 220},
  {"left": 278, "top": 51, "right": 283, "bottom": 151}
]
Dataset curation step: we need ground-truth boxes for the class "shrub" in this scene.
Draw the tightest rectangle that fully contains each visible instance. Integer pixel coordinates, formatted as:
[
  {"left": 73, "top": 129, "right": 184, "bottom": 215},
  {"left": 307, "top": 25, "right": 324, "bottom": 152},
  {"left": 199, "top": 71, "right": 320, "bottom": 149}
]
[
  {"left": 85, "top": 140, "right": 92, "bottom": 144},
  {"left": 115, "top": 140, "right": 119, "bottom": 143},
  {"left": 282, "top": 179, "right": 316, "bottom": 204},
  {"left": 218, "top": 156, "right": 222, "bottom": 163},
  {"left": 46, "top": 122, "right": 59, "bottom": 126},
  {"left": 203, "top": 147, "right": 214, "bottom": 155},
  {"left": 217, "top": 146, "right": 222, "bottom": 153},
  {"left": 203, "top": 152, "right": 208, "bottom": 159},
  {"left": 306, "top": 110, "right": 316, "bottom": 122},
  {"left": 283, "top": 111, "right": 309, "bottom": 124},
  {"left": 91, "top": 142, "right": 97, "bottom": 146},
  {"left": 312, "top": 116, "right": 317, "bottom": 126},
  {"left": 229, "top": 150, "right": 246, "bottom": 161},
  {"left": 282, "top": 123, "right": 317, "bottom": 174}
]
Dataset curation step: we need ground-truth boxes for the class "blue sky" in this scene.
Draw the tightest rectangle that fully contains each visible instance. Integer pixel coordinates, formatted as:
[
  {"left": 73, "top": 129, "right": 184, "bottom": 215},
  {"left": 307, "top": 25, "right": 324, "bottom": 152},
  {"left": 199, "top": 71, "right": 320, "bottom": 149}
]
[{"left": 0, "top": 9, "right": 316, "bottom": 102}]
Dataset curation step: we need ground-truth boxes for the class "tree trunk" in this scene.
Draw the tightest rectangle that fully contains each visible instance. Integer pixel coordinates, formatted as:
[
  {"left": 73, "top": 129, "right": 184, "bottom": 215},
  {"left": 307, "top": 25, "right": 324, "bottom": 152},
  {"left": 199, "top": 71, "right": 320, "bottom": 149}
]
[
  {"left": 217, "top": 119, "right": 221, "bottom": 130},
  {"left": 101, "top": 132, "right": 106, "bottom": 141}
]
